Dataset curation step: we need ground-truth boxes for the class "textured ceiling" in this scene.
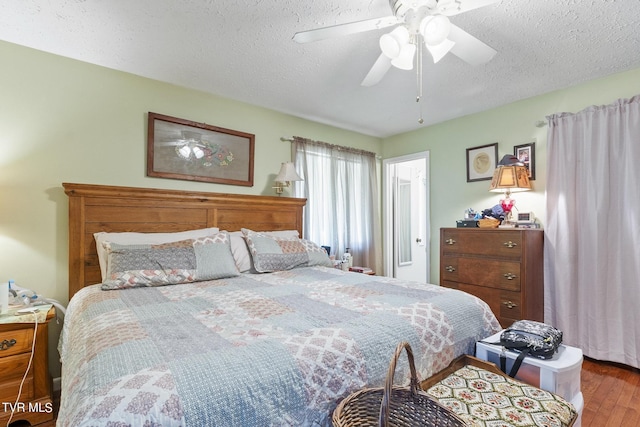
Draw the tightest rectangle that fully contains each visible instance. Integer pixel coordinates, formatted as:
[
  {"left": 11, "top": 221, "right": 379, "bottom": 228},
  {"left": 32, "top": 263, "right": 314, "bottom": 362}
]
[{"left": 1, "top": 0, "right": 639, "bottom": 138}]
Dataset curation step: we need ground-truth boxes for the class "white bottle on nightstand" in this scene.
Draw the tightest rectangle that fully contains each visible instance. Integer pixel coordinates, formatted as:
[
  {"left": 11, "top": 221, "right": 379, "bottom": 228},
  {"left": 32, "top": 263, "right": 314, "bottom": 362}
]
[{"left": 342, "top": 248, "right": 353, "bottom": 268}]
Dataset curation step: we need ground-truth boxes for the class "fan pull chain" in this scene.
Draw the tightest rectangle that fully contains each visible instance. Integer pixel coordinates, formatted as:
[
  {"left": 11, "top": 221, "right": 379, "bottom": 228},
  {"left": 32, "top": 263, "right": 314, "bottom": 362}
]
[{"left": 416, "top": 36, "right": 424, "bottom": 125}]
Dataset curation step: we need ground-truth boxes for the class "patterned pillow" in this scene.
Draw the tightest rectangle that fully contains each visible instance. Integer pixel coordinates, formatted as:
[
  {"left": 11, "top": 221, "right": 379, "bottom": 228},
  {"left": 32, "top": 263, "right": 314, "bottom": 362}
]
[
  {"left": 101, "top": 232, "right": 239, "bottom": 290},
  {"left": 94, "top": 227, "right": 220, "bottom": 281},
  {"left": 300, "top": 239, "right": 333, "bottom": 267},
  {"left": 241, "top": 228, "right": 309, "bottom": 273},
  {"left": 229, "top": 230, "right": 301, "bottom": 273}
]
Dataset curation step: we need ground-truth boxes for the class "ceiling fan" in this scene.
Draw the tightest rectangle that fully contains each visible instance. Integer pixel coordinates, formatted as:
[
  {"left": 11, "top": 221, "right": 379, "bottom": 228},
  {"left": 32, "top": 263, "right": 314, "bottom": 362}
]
[{"left": 293, "top": 0, "right": 500, "bottom": 87}]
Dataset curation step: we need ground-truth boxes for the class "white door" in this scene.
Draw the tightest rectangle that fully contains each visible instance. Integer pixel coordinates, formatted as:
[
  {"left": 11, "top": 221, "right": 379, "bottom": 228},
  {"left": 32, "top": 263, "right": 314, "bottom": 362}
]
[{"left": 383, "top": 153, "right": 430, "bottom": 282}]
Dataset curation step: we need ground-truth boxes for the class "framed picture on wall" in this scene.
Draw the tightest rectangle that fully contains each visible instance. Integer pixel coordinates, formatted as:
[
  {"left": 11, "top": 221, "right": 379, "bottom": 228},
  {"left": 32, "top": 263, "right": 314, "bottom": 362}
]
[
  {"left": 147, "top": 112, "right": 255, "bottom": 186},
  {"left": 514, "top": 141, "right": 536, "bottom": 180},
  {"left": 466, "top": 143, "right": 498, "bottom": 182}
]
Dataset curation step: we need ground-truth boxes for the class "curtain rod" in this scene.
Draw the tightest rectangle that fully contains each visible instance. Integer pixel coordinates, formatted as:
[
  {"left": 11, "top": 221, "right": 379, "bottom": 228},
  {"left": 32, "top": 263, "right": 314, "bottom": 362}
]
[{"left": 281, "top": 136, "right": 381, "bottom": 159}]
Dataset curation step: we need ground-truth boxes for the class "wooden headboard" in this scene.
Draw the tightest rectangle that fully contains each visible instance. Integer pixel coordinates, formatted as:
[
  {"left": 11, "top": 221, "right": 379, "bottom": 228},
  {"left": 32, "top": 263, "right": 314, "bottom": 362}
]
[{"left": 63, "top": 183, "right": 306, "bottom": 299}]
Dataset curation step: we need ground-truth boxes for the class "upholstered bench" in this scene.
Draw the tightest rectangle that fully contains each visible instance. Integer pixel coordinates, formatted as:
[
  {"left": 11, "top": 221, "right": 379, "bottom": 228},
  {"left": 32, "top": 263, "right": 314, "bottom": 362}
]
[{"left": 421, "top": 355, "right": 577, "bottom": 427}]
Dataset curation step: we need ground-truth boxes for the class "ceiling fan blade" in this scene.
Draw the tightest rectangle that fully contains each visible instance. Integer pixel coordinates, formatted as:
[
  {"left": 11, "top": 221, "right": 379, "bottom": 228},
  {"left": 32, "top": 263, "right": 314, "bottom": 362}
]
[
  {"left": 439, "top": 0, "right": 500, "bottom": 16},
  {"left": 361, "top": 54, "right": 393, "bottom": 87},
  {"left": 293, "top": 16, "right": 399, "bottom": 43},
  {"left": 447, "top": 24, "right": 497, "bottom": 66}
]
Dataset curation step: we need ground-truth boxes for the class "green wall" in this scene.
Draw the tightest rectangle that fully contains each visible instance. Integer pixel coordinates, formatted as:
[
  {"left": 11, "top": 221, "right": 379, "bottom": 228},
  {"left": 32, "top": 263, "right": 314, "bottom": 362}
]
[
  {"left": 382, "top": 67, "right": 640, "bottom": 285},
  {"left": 0, "top": 40, "right": 382, "bottom": 379},
  {"left": 2, "top": 37, "right": 640, "bottom": 381}
]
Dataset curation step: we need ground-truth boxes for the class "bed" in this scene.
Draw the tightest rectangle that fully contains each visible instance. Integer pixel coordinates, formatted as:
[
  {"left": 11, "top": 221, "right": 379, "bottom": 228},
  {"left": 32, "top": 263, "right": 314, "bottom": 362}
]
[{"left": 58, "top": 183, "right": 501, "bottom": 426}]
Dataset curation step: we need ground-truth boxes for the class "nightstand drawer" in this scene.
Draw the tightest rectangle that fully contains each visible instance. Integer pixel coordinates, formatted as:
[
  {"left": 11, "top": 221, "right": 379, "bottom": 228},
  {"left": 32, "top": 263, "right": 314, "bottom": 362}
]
[
  {"left": 0, "top": 375, "right": 34, "bottom": 402},
  {"left": 0, "top": 352, "right": 32, "bottom": 382},
  {"left": 0, "top": 328, "right": 34, "bottom": 357}
]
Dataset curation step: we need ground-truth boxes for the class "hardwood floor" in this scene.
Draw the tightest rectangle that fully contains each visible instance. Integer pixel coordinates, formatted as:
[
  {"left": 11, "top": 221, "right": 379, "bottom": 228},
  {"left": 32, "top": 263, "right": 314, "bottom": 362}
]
[
  {"left": 581, "top": 357, "right": 640, "bottom": 426},
  {"left": 11, "top": 357, "right": 640, "bottom": 426}
]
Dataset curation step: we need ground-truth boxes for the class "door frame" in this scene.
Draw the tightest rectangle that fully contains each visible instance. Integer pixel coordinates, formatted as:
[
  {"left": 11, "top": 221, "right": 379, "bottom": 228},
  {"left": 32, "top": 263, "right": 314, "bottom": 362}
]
[{"left": 382, "top": 151, "right": 430, "bottom": 280}]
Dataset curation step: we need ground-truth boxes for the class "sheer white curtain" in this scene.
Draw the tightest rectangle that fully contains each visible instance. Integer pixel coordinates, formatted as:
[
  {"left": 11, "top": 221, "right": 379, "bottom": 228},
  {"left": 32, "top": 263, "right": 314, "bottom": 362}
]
[
  {"left": 292, "top": 136, "right": 382, "bottom": 273},
  {"left": 545, "top": 95, "right": 640, "bottom": 369}
]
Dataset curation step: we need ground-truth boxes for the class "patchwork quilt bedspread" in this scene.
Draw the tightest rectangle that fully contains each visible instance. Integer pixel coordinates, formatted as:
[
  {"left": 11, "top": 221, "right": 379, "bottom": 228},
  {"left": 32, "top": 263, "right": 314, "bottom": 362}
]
[{"left": 57, "top": 266, "right": 500, "bottom": 426}]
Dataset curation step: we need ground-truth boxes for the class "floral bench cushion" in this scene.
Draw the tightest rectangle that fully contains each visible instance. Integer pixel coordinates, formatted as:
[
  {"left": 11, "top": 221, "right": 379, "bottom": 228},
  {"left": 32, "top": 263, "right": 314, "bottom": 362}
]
[{"left": 425, "top": 364, "right": 577, "bottom": 427}]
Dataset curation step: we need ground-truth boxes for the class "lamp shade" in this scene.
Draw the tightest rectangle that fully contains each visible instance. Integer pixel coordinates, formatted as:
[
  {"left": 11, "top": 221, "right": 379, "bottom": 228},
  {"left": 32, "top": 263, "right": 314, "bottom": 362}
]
[
  {"left": 275, "top": 162, "right": 303, "bottom": 182},
  {"left": 380, "top": 26, "right": 410, "bottom": 59},
  {"left": 391, "top": 42, "right": 416, "bottom": 70},
  {"left": 425, "top": 38, "right": 455, "bottom": 63},
  {"left": 489, "top": 164, "right": 531, "bottom": 193},
  {"left": 420, "top": 15, "right": 452, "bottom": 46}
]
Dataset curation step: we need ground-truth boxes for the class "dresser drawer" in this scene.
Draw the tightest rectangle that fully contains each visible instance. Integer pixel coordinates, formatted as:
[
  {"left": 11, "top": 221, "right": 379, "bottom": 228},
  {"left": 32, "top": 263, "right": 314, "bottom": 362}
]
[
  {"left": 0, "top": 352, "right": 32, "bottom": 382},
  {"left": 0, "top": 328, "right": 34, "bottom": 357},
  {"left": 443, "top": 282, "right": 522, "bottom": 328},
  {"left": 441, "top": 257, "right": 459, "bottom": 281},
  {"left": 442, "top": 256, "right": 521, "bottom": 291},
  {"left": 459, "top": 258, "right": 521, "bottom": 291},
  {"left": 0, "top": 375, "right": 34, "bottom": 402},
  {"left": 499, "top": 290, "right": 523, "bottom": 320},
  {"left": 441, "top": 229, "right": 523, "bottom": 259}
]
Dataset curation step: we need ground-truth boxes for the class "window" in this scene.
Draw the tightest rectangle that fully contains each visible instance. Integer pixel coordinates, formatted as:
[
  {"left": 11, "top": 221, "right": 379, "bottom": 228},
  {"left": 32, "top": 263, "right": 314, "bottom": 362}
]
[{"left": 292, "top": 137, "right": 381, "bottom": 272}]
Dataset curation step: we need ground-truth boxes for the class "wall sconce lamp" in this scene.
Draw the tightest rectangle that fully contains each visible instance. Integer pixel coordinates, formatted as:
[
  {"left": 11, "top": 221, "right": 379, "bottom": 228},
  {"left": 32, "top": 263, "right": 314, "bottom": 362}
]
[
  {"left": 273, "top": 162, "right": 303, "bottom": 196},
  {"left": 488, "top": 155, "right": 532, "bottom": 222}
]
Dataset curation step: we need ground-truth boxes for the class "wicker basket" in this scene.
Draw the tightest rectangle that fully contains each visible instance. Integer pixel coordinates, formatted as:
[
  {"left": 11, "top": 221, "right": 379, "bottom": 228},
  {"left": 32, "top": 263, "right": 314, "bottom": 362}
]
[
  {"left": 332, "top": 342, "right": 465, "bottom": 427},
  {"left": 478, "top": 218, "right": 500, "bottom": 228}
]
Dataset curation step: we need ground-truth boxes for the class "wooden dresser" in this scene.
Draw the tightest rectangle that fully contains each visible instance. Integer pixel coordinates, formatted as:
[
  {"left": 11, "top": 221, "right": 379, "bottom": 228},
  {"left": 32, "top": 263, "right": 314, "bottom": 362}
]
[
  {"left": 440, "top": 228, "right": 544, "bottom": 327},
  {"left": 0, "top": 307, "right": 55, "bottom": 425}
]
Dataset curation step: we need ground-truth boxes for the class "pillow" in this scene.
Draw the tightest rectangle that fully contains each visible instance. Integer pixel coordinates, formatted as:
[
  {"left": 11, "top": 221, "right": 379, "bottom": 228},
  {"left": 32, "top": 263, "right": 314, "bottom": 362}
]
[
  {"left": 241, "top": 228, "right": 308, "bottom": 273},
  {"left": 300, "top": 239, "right": 333, "bottom": 267},
  {"left": 94, "top": 227, "right": 219, "bottom": 281},
  {"left": 229, "top": 230, "right": 301, "bottom": 273},
  {"left": 101, "top": 232, "right": 238, "bottom": 290}
]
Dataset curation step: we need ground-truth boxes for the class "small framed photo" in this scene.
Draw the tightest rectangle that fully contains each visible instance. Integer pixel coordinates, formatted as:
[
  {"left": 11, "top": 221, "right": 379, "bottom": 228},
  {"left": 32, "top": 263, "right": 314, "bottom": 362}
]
[
  {"left": 466, "top": 143, "right": 498, "bottom": 182},
  {"left": 147, "top": 112, "right": 255, "bottom": 186},
  {"left": 514, "top": 142, "right": 536, "bottom": 180}
]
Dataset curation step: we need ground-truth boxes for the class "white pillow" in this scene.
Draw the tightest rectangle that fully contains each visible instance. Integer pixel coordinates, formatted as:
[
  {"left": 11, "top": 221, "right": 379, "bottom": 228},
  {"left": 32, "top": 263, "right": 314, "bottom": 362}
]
[
  {"left": 228, "top": 230, "right": 300, "bottom": 273},
  {"left": 94, "top": 227, "right": 219, "bottom": 281}
]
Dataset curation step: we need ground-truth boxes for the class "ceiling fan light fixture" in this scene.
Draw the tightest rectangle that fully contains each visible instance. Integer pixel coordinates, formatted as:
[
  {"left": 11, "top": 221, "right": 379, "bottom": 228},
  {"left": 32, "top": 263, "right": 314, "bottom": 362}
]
[
  {"left": 391, "top": 42, "right": 416, "bottom": 70},
  {"left": 420, "top": 15, "right": 451, "bottom": 46},
  {"left": 425, "top": 38, "right": 456, "bottom": 63},
  {"left": 379, "top": 25, "right": 410, "bottom": 58}
]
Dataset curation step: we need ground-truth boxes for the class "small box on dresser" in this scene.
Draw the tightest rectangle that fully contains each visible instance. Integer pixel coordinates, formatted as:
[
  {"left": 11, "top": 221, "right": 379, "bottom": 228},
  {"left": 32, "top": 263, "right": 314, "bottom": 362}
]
[{"left": 440, "top": 227, "right": 544, "bottom": 327}]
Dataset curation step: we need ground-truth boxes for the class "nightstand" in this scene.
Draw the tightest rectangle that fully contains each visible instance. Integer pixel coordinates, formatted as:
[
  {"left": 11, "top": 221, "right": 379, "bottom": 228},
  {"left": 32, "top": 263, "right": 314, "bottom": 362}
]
[{"left": 0, "top": 306, "right": 55, "bottom": 426}]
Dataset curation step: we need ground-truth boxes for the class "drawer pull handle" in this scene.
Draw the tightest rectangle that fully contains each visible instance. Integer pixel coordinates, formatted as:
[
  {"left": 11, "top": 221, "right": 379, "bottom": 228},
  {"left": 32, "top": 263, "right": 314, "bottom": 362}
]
[
  {"left": 502, "top": 301, "right": 518, "bottom": 309},
  {"left": 503, "top": 273, "right": 517, "bottom": 280},
  {"left": 445, "top": 238, "right": 456, "bottom": 245},
  {"left": 1, "top": 339, "right": 17, "bottom": 351},
  {"left": 445, "top": 265, "right": 456, "bottom": 272},
  {"left": 503, "top": 241, "right": 518, "bottom": 248}
]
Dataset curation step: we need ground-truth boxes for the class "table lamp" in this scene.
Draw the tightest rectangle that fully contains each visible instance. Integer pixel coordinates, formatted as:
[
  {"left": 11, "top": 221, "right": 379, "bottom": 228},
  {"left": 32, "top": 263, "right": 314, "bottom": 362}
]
[{"left": 488, "top": 155, "right": 531, "bottom": 222}]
